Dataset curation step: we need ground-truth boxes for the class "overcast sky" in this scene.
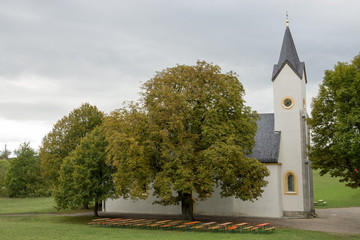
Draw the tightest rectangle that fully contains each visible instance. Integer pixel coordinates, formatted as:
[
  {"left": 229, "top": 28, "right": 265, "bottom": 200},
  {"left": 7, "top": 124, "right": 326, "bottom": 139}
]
[{"left": 1, "top": 0, "right": 359, "bottom": 154}]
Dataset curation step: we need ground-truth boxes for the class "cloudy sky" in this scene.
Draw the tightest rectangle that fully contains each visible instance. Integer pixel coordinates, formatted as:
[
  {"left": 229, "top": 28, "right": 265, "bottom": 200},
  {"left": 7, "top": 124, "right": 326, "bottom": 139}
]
[{"left": 0, "top": 0, "right": 359, "bottom": 154}]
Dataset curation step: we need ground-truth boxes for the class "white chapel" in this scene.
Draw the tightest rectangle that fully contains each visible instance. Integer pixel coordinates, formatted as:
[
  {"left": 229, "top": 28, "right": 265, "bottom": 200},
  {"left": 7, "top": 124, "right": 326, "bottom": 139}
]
[{"left": 104, "top": 21, "right": 315, "bottom": 218}]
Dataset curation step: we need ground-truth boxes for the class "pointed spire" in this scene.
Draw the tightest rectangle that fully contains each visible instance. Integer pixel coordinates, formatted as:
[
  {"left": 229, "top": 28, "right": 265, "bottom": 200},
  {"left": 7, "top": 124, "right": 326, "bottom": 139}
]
[{"left": 272, "top": 21, "right": 306, "bottom": 82}]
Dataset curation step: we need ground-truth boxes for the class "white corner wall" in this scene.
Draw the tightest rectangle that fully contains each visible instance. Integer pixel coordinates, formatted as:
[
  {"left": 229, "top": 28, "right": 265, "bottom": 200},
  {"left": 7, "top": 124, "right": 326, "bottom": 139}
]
[{"left": 234, "top": 164, "right": 283, "bottom": 218}]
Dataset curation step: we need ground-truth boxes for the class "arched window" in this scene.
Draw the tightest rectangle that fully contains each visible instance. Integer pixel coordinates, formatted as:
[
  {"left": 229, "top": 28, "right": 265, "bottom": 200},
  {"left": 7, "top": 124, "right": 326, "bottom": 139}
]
[
  {"left": 287, "top": 174, "right": 295, "bottom": 192},
  {"left": 283, "top": 170, "right": 298, "bottom": 195}
]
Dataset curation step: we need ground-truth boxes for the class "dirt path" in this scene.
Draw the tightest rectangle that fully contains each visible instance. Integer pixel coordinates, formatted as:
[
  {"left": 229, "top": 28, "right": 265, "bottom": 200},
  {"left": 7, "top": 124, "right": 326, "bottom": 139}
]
[{"left": 98, "top": 207, "right": 360, "bottom": 235}]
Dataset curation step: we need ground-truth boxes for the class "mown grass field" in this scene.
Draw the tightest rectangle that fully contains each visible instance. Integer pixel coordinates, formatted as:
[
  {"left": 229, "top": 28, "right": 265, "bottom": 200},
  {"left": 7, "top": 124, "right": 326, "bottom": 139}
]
[
  {"left": 0, "top": 170, "right": 359, "bottom": 239},
  {"left": 0, "top": 215, "right": 358, "bottom": 240},
  {"left": 0, "top": 197, "right": 56, "bottom": 214},
  {"left": 313, "top": 170, "right": 360, "bottom": 208}
]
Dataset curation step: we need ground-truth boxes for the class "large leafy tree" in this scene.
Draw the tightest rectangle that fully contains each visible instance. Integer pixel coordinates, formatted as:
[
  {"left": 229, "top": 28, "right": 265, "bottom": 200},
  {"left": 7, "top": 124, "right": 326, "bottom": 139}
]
[
  {"left": 40, "top": 103, "right": 104, "bottom": 187},
  {"left": 309, "top": 53, "right": 360, "bottom": 188},
  {"left": 55, "top": 126, "right": 115, "bottom": 216},
  {"left": 5, "top": 142, "right": 48, "bottom": 197},
  {"left": 104, "top": 61, "right": 269, "bottom": 220},
  {"left": 0, "top": 159, "right": 10, "bottom": 196}
]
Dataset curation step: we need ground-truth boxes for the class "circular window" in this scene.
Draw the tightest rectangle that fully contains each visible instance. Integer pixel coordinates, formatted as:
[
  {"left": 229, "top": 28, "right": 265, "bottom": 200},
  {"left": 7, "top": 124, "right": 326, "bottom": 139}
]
[{"left": 282, "top": 97, "right": 294, "bottom": 109}]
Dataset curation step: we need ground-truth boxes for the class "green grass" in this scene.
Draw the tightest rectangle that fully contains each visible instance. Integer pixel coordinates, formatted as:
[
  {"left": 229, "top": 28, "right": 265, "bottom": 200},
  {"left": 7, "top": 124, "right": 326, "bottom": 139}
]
[
  {"left": 313, "top": 170, "right": 360, "bottom": 208},
  {"left": 0, "top": 197, "right": 93, "bottom": 215},
  {"left": 0, "top": 197, "right": 56, "bottom": 214},
  {"left": 0, "top": 215, "right": 358, "bottom": 240},
  {"left": 0, "top": 172, "right": 359, "bottom": 239}
]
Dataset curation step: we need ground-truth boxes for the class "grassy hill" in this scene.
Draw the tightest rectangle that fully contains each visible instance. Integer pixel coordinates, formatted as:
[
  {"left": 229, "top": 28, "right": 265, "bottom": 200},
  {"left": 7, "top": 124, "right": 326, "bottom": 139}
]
[{"left": 313, "top": 170, "right": 360, "bottom": 208}]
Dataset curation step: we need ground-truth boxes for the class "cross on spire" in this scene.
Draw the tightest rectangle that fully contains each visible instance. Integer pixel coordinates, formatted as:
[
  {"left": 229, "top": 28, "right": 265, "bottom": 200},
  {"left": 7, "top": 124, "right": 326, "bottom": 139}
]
[{"left": 286, "top": 11, "right": 289, "bottom": 26}]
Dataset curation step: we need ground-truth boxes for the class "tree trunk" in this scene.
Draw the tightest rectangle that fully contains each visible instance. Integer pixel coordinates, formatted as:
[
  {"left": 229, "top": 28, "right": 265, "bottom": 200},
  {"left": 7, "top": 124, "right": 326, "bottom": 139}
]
[
  {"left": 94, "top": 201, "right": 99, "bottom": 217},
  {"left": 82, "top": 203, "right": 89, "bottom": 209},
  {"left": 180, "top": 192, "right": 194, "bottom": 220}
]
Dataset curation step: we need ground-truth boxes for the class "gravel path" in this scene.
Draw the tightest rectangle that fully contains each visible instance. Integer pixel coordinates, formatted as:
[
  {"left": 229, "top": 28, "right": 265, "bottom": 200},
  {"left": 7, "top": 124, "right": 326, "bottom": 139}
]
[
  {"left": 245, "top": 207, "right": 360, "bottom": 234},
  {"left": 98, "top": 207, "right": 360, "bottom": 235}
]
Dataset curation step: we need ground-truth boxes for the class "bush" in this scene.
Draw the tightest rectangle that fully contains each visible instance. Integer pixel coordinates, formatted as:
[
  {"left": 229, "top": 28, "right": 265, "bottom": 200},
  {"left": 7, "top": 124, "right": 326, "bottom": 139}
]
[{"left": 5, "top": 143, "right": 49, "bottom": 198}]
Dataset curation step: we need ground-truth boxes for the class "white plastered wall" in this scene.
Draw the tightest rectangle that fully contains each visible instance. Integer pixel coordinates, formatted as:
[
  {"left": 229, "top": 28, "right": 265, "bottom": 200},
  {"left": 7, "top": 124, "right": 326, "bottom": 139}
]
[
  {"left": 104, "top": 192, "right": 181, "bottom": 215},
  {"left": 104, "top": 164, "right": 282, "bottom": 218},
  {"left": 195, "top": 187, "right": 235, "bottom": 216},
  {"left": 273, "top": 64, "right": 306, "bottom": 212},
  {"left": 233, "top": 164, "right": 283, "bottom": 218}
]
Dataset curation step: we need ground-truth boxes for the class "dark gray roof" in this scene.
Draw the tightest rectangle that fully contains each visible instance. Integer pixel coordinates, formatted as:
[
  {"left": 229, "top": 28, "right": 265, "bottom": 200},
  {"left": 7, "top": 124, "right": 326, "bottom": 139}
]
[
  {"left": 247, "top": 113, "right": 281, "bottom": 163},
  {"left": 272, "top": 26, "right": 306, "bottom": 82}
]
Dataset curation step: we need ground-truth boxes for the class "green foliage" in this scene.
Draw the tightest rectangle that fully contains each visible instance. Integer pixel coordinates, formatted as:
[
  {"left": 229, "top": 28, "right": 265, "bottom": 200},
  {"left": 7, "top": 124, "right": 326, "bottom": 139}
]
[
  {"left": 309, "top": 53, "right": 360, "bottom": 188},
  {"left": 40, "top": 103, "right": 104, "bottom": 186},
  {"left": 5, "top": 143, "right": 48, "bottom": 198},
  {"left": 104, "top": 61, "right": 269, "bottom": 219},
  {"left": 0, "top": 159, "right": 10, "bottom": 196},
  {"left": 55, "top": 126, "right": 115, "bottom": 216}
]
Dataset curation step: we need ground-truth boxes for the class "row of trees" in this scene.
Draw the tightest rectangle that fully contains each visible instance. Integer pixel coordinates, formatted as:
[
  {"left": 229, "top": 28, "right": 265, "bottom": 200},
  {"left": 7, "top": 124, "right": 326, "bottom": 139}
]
[{"left": 39, "top": 61, "right": 270, "bottom": 219}]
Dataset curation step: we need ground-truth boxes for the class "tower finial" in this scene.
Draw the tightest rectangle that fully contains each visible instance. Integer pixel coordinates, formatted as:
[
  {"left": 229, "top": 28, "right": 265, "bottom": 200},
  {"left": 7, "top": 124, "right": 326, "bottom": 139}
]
[{"left": 286, "top": 11, "right": 289, "bottom": 27}]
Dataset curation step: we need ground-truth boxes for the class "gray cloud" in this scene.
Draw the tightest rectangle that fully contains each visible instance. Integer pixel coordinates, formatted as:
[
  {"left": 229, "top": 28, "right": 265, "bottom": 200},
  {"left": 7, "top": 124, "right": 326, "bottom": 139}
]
[{"left": 0, "top": 0, "right": 359, "bottom": 151}]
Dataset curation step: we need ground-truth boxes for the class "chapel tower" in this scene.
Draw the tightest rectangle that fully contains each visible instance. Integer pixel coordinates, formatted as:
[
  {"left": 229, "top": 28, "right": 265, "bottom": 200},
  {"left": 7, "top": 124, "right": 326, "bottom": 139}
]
[{"left": 272, "top": 19, "right": 314, "bottom": 217}]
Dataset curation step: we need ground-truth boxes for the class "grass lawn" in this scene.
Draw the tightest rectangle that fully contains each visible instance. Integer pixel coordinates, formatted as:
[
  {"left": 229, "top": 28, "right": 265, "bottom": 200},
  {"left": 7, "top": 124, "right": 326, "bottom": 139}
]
[
  {"left": 0, "top": 215, "right": 358, "bottom": 240},
  {"left": 0, "top": 170, "right": 359, "bottom": 239},
  {"left": 0, "top": 197, "right": 56, "bottom": 214},
  {"left": 0, "top": 197, "right": 93, "bottom": 215},
  {"left": 313, "top": 170, "right": 360, "bottom": 208}
]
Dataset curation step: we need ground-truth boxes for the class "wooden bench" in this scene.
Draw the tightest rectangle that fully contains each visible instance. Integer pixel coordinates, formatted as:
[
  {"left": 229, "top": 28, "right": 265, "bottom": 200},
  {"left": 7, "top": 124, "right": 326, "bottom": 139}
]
[
  {"left": 225, "top": 223, "right": 248, "bottom": 233},
  {"left": 106, "top": 218, "right": 128, "bottom": 227},
  {"left": 111, "top": 219, "right": 134, "bottom": 228},
  {"left": 184, "top": 221, "right": 201, "bottom": 231},
  {"left": 159, "top": 220, "right": 183, "bottom": 230},
  {"left": 218, "top": 222, "right": 233, "bottom": 231},
  {"left": 207, "top": 222, "right": 232, "bottom": 232},
  {"left": 256, "top": 223, "right": 270, "bottom": 233},
  {"left": 264, "top": 227, "right": 276, "bottom": 233},
  {"left": 88, "top": 218, "right": 111, "bottom": 226},
  {"left": 133, "top": 219, "right": 157, "bottom": 228},
  {"left": 207, "top": 224, "right": 221, "bottom": 231},
  {"left": 174, "top": 221, "right": 201, "bottom": 231},
  {"left": 242, "top": 226, "right": 254, "bottom": 232},
  {"left": 225, "top": 226, "right": 238, "bottom": 232},
  {"left": 97, "top": 218, "right": 123, "bottom": 227},
  {"left": 251, "top": 227, "right": 260, "bottom": 233},
  {"left": 191, "top": 222, "right": 217, "bottom": 231},
  {"left": 121, "top": 219, "right": 147, "bottom": 228},
  {"left": 147, "top": 220, "right": 172, "bottom": 229}
]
